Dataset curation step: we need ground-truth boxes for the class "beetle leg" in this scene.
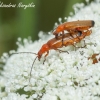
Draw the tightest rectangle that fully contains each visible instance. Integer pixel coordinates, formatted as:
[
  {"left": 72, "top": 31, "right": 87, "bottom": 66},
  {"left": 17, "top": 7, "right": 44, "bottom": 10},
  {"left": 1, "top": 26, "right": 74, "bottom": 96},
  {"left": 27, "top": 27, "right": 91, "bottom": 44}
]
[
  {"left": 72, "top": 39, "right": 86, "bottom": 49},
  {"left": 69, "top": 31, "right": 75, "bottom": 38},
  {"left": 55, "top": 34, "right": 58, "bottom": 39},
  {"left": 61, "top": 31, "right": 64, "bottom": 46},
  {"left": 76, "top": 31, "right": 82, "bottom": 40},
  {"left": 86, "top": 29, "right": 92, "bottom": 36},
  {"left": 81, "top": 40, "right": 86, "bottom": 48},
  {"left": 72, "top": 44, "right": 77, "bottom": 51},
  {"left": 56, "top": 48, "right": 69, "bottom": 54},
  {"left": 43, "top": 51, "right": 49, "bottom": 64}
]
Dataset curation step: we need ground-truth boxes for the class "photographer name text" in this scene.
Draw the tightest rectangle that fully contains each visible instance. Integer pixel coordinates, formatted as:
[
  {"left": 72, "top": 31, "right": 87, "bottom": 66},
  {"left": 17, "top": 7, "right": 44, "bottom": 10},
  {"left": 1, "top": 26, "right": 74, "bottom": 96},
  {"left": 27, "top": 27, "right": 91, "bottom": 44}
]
[{"left": 0, "top": 1, "right": 35, "bottom": 9}]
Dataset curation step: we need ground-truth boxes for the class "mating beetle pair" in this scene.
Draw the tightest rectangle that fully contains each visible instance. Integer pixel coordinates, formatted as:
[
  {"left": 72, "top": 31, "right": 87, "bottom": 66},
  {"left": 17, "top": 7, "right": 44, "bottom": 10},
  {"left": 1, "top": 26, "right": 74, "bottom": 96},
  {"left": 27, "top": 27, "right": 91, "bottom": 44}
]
[{"left": 14, "top": 20, "right": 95, "bottom": 81}]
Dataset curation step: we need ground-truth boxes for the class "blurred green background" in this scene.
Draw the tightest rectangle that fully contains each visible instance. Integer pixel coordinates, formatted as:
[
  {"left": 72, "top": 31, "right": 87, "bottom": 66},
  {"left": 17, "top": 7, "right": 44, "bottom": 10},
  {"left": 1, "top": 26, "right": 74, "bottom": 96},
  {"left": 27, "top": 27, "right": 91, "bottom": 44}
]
[{"left": 0, "top": 0, "right": 93, "bottom": 56}]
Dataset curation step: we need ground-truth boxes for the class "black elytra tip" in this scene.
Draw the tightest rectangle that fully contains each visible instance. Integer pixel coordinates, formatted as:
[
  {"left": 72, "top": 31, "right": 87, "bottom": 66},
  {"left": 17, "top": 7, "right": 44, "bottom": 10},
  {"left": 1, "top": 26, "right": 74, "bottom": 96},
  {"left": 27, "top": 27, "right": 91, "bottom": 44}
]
[{"left": 91, "top": 20, "right": 95, "bottom": 27}]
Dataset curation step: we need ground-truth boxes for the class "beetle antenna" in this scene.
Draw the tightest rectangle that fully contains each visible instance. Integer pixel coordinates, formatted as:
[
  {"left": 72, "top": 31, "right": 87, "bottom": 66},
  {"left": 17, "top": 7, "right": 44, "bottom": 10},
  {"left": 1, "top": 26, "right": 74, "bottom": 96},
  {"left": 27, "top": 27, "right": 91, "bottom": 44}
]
[
  {"left": 29, "top": 56, "right": 38, "bottom": 83},
  {"left": 11, "top": 52, "right": 38, "bottom": 84},
  {"left": 12, "top": 52, "right": 37, "bottom": 55}
]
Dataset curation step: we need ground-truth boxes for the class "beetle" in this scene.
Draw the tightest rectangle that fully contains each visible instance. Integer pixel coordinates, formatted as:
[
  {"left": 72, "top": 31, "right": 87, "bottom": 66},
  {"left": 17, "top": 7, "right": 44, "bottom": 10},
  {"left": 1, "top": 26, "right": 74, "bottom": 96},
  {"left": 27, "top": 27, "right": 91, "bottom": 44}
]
[
  {"left": 53, "top": 20, "right": 95, "bottom": 39},
  {"left": 14, "top": 29, "right": 92, "bottom": 82}
]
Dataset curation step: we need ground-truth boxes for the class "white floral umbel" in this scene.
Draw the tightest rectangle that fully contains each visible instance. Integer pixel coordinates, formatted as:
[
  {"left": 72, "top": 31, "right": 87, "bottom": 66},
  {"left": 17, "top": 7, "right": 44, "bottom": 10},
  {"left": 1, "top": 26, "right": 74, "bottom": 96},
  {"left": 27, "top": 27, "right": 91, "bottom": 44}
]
[{"left": 1, "top": 1, "right": 100, "bottom": 100}]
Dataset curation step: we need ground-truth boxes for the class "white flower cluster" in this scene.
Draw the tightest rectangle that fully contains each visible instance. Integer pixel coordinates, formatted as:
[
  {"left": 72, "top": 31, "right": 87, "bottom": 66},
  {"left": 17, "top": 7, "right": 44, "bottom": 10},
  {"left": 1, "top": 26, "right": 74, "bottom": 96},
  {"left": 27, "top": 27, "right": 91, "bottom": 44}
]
[{"left": 1, "top": 0, "right": 100, "bottom": 100}]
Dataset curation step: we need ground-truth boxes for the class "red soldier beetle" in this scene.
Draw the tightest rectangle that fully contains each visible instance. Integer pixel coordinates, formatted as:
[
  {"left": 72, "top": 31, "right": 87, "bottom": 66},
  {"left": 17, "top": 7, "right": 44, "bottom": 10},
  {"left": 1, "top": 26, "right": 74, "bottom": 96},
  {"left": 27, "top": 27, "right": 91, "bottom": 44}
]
[
  {"left": 13, "top": 29, "right": 92, "bottom": 82},
  {"left": 53, "top": 20, "right": 95, "bottom": 39}
]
